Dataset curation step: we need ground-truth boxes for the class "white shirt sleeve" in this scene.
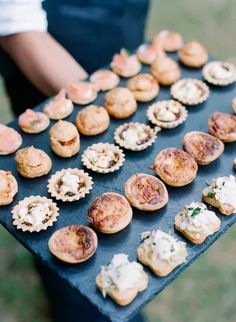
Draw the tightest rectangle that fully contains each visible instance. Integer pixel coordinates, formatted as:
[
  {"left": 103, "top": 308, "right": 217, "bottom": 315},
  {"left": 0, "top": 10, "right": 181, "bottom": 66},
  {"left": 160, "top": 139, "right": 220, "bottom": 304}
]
[{"left": 0, "top": 0, "right": 48, "bottom": 36}]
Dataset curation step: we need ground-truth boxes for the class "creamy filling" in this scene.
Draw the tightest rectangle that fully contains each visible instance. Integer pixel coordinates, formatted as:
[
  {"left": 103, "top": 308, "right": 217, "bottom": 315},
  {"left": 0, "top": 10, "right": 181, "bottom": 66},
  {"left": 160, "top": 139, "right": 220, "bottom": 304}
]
[
  {"left": 212, "top": 175, "right": 236, "bottom": 211},
  {"left": 210, "top": 64, "right": 232, "bottom": 80},
  {"left": 178, "top": 82, "right": 202, "bottom": 100},
  {"left": 57, "top": 172, "right": 85, "bottom": 197},
  {"left": 121, "top": 125, "right": 150, "bottom": 146},
  {"left": 156, "top": 101, "right": 180, "bottom": 122},
  {"left": 18, "top": 202, "right": 52, "bottom": 226},
  {"left": 87, "top": 149, "right": 119, "bottom": 169}
]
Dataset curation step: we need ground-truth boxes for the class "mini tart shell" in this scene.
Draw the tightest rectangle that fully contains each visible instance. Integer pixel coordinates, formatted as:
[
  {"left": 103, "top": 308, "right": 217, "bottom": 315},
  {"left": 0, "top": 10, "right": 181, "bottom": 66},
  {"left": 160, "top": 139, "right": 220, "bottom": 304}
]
[
  {"left": 114, "top": 122, "right": 160, "bottom": 151},
  {"left": 0, "top": 170, "right": 18, "bottom": 206},
  {"left": 208, "top": 112, "right": 236, "bottom": 143},
  {"left": 47, "top": 168, "right": 93, "bottom": 202},
  {"left": 48, "top": 225, "right": 98, "bottom": 264},
  {"left": 202, "top": 61, "right": 236, "bottom": 86},
  {"left": 12, "top": 196, "right": 59, "bottom": 232},
  {"left": 170, "top": 78, "right": 209, "bottom": 105},
  {"left": 147, "top": 100, "right": 188, "bottom": 129},
  {"left": 18, "top": 110, "right": 50, "bottom": 133},
  {"left": 81, "top": 143, "right": 125, "bottom": 174},
  {"left": 124, "top": 173, "right": 168, "bottom": 211}
]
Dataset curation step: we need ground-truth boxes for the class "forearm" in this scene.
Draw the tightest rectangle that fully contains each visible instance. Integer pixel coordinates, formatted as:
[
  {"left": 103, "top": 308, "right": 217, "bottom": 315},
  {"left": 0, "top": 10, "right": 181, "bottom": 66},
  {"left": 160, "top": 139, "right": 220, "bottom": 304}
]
[{"left": 0, "top": 32, "right": 88, "bottom": 96}]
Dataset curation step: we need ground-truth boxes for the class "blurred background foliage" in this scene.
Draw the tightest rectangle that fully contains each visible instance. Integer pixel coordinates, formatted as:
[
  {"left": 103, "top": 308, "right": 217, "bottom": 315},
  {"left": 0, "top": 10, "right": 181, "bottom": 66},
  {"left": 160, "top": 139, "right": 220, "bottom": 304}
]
[{"left": 0, "top": 0, "right": 236, "bottom": 321}]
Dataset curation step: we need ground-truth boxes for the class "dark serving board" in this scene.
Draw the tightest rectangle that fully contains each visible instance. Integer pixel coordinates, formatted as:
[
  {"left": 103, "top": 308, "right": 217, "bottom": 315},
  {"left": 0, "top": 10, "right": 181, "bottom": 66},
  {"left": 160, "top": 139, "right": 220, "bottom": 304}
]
[{"left": 0, "top": 53, "right": 236, "bottom": 322}]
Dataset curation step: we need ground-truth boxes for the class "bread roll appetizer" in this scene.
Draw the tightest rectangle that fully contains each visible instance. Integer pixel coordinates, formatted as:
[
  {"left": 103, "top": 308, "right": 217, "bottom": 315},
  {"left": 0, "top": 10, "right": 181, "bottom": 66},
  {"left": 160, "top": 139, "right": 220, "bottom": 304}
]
[
  {"left": 111, "top": 49, "right": 141, "bottom": 78},
  {"left": 202, "top": 175, "right": 236, "bottom": 215},
  {"left": 96, "top": 254, "right": 148, "bottom": 306},
  {"left": 178, "top": 40, "right": 208, "bottom": 68},
  {"left": 19, "top": 109, "right": 49, "bottom": 133},
  {"left": 208, "top": 112, "right": 236, "bottom": 142},
  {"left": 127, "top": 73, "right": 159, "bottom": 102},
  {"left": 0, "top": 170, "right": 18, "bottom": 206},
  {"left": 0, "top": 124, "right": 22, "bottom": 155}
]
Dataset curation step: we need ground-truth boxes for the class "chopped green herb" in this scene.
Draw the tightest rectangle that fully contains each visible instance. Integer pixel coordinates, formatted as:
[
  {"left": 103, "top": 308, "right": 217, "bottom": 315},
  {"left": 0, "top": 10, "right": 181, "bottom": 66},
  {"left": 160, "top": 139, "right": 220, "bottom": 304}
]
[
  {"left": 191, "top": 207, "right": 201, "bottom": 218},
  {"left": 207, "top": 192, "right": 215, "bottom": 199}
]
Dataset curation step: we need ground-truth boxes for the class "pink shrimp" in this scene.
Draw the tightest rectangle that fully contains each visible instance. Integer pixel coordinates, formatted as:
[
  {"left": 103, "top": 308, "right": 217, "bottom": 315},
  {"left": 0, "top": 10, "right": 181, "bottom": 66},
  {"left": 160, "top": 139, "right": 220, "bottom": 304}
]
[
  {"left": 111, "top": 49, "right": 141, "bottom": 77},
  {"left": 67, "top": 82, "right": 97, "bottom": 105},
  {"left": 0, "top": 124, "right": 22, "bottom": 155},
  {"left": 90, "top": 69, "right": 120, "bottom": 91}
]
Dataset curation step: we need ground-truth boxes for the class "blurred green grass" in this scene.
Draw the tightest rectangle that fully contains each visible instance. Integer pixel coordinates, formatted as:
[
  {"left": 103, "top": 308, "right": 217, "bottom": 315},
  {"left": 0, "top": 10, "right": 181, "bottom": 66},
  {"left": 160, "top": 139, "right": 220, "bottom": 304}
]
[{"left": 1, "top": 1, "right": 236, "bottom": 321}]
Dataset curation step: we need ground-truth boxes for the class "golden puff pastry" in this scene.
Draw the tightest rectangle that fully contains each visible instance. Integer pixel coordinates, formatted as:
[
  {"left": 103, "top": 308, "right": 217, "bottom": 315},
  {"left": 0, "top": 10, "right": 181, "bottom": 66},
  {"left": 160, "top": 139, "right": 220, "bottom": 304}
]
[
  {"left": 151, "top": 56, "right": 181, "bottom": 86},
  {"left": 0, "top": 170, "right": 18, "bottom": 206},
  {"left": 178, "top": 40, "right": 208, "bottom": 68},
  {"left": 111, "top": 49, "right": 141, "bottom": 78},
  {"left": 66, "top": 82, "right": 97, "bottom": 105},
  {"left": 18, "top": 109, "right": 49, "bottom": 133},
  {"left": 0, "top": 124, "right": 22, "bottom": 155},
  {"left": 127, "top": 73, "right": 159, "bottom": 102},
  {"left": 90, "top": 69, "right": 120, "bottom": 91}
]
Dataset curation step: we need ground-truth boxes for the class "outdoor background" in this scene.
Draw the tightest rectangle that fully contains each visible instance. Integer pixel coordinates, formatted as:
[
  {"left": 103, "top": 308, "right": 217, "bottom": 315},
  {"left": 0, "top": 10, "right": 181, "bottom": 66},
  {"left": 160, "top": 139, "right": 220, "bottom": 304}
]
[{"left": 0, "top": 1, "right": 236, "bottom": 321}]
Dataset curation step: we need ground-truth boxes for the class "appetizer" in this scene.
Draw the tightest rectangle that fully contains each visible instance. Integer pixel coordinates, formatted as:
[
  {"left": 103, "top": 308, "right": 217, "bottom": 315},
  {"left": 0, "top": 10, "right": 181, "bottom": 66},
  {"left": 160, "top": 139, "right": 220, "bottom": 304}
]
[
  {"left": 90, "top": 69, "right": 120, "bottom": 91},
  {"left": 87, "top": 192, "right": 132, "bottom": 234},
  {"left": 76, "top": 105, "right": 110, "bottom": 136},
  {"left": 150, "top": 147, "right": 198, "bottom": 187},
  {"left": 137, "top": 230, "right": 187, "bottom": 276},
  {"left": 67, "top": 82, "right": 97, "bottom": 105},
  {"left": 178, "top": 40, "right": 208, "bottom": 68},
  {"left": 43, "top": 89, "right": 74, "bottom": 120},
  {"left": 12, "top": 196, "right": 59, "bottom": 232},
  {"left": 111, "top": 49, "right": 141, "bottom": 78},
  {"left": 202, "top": 61, "right": 236, "bottom": 86},
  {"left": 0, "top": 124, "right": 22, "bottom": 155},
  {"left": 49, "top": 120, "right": 80, "bottom": 157},
  {"left": 0, "top": 170, "right": 18, "bottom": 206},
  {"left": 232, "top": 97, "right": 236, "bottom": 114},
  {"left": 202, "top": 175, "right": 236, "bottom": 215},
  {"left": 175, "top": 202, "right": 221, "bottom": 244},
  {"left": 104, "top": 87, "right": 137, "bottom": 119},
  {"left": 208, "top": 112, "right": 236, "bottom": 142},
  {"left": 127, "top": 73, "right": 159, "bottom": 102},
  {"left": 19, "top": 109, "right": 49, "bottom": 133},
  {"left": 234, "top": 158, "right": 236, "bottom": 169},
  {"left": 48, "top": 225, "right": 98, "bottom": 264},
  {"left": 183, "top": 131, "right": 224, "bottom": 165},
  {"left": 15, "top": 146, "right": 52, "bottom": 178},
  {"left": 161, "top": 30, "right": 184, "bottom": 52},
  {"left": 124, "top": 173, "right": 168, "bottom": 211},
  {"left": 171, "top": 78, "right": 209, "bottom": 105},
  {"left": 151, "top": 56, "right": 181, "bottom": 86},
  {"left": 137, "top": 35, "right": 165, "bottom": 65},
  {"left": 114, "top": 122, "right": 159, "bottom": 151},
  {"left": 81, "top": 143, "right": 125, "bottom": 174},
  {"left": 147, "top": 100, "right": 188, "bottom": 129},
  {"left": 96, "top": 253, "right": 148, "bottom": 306},
  {"left": 47, "top": 168, "right": 93, "bottom": 202}
]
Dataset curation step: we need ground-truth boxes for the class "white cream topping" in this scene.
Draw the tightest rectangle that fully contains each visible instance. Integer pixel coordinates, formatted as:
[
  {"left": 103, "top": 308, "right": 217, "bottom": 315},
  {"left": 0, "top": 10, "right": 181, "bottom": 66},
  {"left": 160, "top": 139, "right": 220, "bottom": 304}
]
[
  {"left": 87, "top": 149, "right": 117, "bottom": 169},
  {"left": 156, "top": 101, "right": 180, "bottom": 122},
  {"left": 213, "top": 175, "right": 236, "bottom": 211},
  {"left": 18, "top": 202, "right": 52, "bottom": 226},
  {"left": 211, "top": 64, "right": 232, "bottom": 79},
  {"left": 59, "top": 172, "right": 81, "bottom": 195},
  {"left": 178, "top": 81, "right": 201, "bottom": 99},
  {"left": 122, "top": 125, "right": 148, "bottom": 146},
  {"left": 99, "top": 254, "right": 144, "bottom": 297}
]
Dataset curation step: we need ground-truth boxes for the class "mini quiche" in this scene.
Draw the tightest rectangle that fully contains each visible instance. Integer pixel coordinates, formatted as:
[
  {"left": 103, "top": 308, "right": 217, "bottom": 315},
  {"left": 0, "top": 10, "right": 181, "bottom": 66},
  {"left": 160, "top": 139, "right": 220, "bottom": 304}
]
[
  {"left": 147, "top": 100, "right": 188, "bottom": 129},
  {"left": 124, "top": 173, "right": 168, "bottom": 211},
  {"left": 0, "top": 124, "right": 22, "bottom": 155},
  {"left": 81, "top": 143, "right": 125, "bottom": 174},
  {"left": 66, "top": 82, "right": 97, "bottom": 105},
  {"left": 150, "top": 148, "right": 198, "bottom": 187},
  {"left": 47, "top": 168, "right": 93, "bottom": 202},
  {"left": 178, "top": 40, "right": 208, "bottom": 68},
  {"left": 19, "top": 109, "right": 50, "bottom": 133},
  {"left": 151, "top": 56, "right": 181, "bottom": 86},
  {"left": 12, "top": 196, "right": 59, "bottom": 232},
  {"left": 183, "top": 131, "right": 224, "bottom": 165},
  {"left": 202, "top": 175, "right": 236, "bottom": 215},
  {"left": 49, "top": 120, "right": 80, "bottom": 158},
  {"left": 111, "top": 49, "right": 141, "bottom": 78},
  {"left": 0, "top": 170, "right": 18, "bottom": 206},
  {"left": 137, "top": 230, "right": 187, "bottom": 276},
  {"left": 87, "top": 192, "right": 132, "bottom": 234},
  {"left": 202, "top": 61, "right": 236, "bottom": 86},
  {"left": 171, "top": 79, "right": 209, "bottom": 105},
  {"left": 90, "top": 69, "right": 120, "bottom": 91},
  {"left": 175, "top": 202, "right": 221, "bottom": 244},
  {"left": 127, "top": 73, "right": 159, "bottom": 102},
  {"left": 114, "top": 122, "right": 160, "bottom": 151},
  {"left": 208, "top": 112, "right": 236, "bottom": 142},
  {"left": 96, "top": 253, "right": 148, "bottom": 306},
  {"left": 48, "top": 225, "right": 98, "bottom": 264}
]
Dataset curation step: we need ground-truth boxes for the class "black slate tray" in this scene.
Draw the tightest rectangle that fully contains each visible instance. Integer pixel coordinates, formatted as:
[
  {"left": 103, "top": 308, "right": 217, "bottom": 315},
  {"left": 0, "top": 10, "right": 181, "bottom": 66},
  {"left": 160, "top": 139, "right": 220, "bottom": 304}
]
[{"left": 0, "top": 53, "right": 236, "bottom": 322}]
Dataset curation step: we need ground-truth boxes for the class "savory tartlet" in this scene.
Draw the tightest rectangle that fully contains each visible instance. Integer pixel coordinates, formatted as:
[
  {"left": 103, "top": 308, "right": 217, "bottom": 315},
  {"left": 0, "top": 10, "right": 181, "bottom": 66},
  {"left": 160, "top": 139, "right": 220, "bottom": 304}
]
[
  {"left": 202, "top": 61, "right": 236, "bottom": 86},
  {"left": 137, "top": 230, "right": 187, "bottom": 276},
  {"left": 47, "top": 168, "right": 93, "bottom": 202},
  {"left": 147, "top": 100, "right": 188, "bottom": 129},
  {"left": 171, "top": 78, "right": 209, "bottom": 105},
  {"left": 151, "top": 56, "right": 181, "bottom": 86},
  {"left": 127, "top": 73, "right": 159, "bottom": 102},
  {"left": 202, "top": 175, "right": 236, "bottom": 215},
  {"left": 161, "top": 30, "right": 184, "bottom": 52},
  {"left": 111, "top": 49, "right": 141, "bottom": 78},
  {"left": 15, "top": 146, "right": 52, "bottom": 178},
  {"left": 124, "top": 173, "right": 168, "bottom": 211},
  {"left": 76, "top": 105, "right": 110, "bottom": 136},
  {"left": 81, "top": 143, "right": 125, "bottom": 174},
  {"left": 114, "top": 122, "right": 159, "bottom": 151},
  {"left": 48, "top": 225, "right": 98, "bottom": 263},
  {"left": 90, "top": 69, "right": 120, "bottom": 91},
  {"left": 137, "top": 35, "right": 165, "bottom": 65},
  {"left": 175, "top": 202, "right": 221, "bottom": 244},
  {"left": 208, "top": 112, "right": 236, "bottom": 142},
  {"left": 43, "top": 89, "right": 74, "bottom": 120},
  {"left": 178, "top": 40, "right": 208, "bottom": 68},
  {"left": 49, "top": 120, "right": 80, "bottom": 158},
  {"left": 183, "top": 131, "right": 224, "bottom": 165},
  {"left": 66, "top": 82, "right": 97, "bottom": 105},
  {"left": 18, "top": 109, "right": 50, "bottom": 133},
  {"left": 104, "top": 87, "right": 137, "bottom": 119},
  {"left": 87, "top": 192, "right": 132, "bottom": 234},
  {"left": 96, "top": 253, "right": 148, "bottom": 306},
  {"left": 0, "top": 124, "right": 22, "bottom": 155},
  {"left": 0, "top": 170, "right": 18, "bottom": 206},
  {"left": 150, "top": 147, "right": 198, "bottom": 187},
  {"left": 232, "top": 97, "right": 236, "bottom": 114},
  {"left": 12, "top": 196, "right": 59, "bottom": 232}
]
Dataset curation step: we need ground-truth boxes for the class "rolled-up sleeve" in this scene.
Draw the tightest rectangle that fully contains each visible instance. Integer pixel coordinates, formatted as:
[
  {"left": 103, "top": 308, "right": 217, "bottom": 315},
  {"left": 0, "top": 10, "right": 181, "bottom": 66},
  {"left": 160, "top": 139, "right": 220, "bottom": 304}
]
[{"left": 0, "top": 0, "right": 47, "bottom": 36}]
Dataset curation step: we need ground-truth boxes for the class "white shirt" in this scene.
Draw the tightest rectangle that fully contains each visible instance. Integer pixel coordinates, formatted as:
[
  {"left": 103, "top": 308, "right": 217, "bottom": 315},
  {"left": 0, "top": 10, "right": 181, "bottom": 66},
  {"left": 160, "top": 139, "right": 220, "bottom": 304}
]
[{"left": 0, "top": 0, "right": 47, "bottom": 36}]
